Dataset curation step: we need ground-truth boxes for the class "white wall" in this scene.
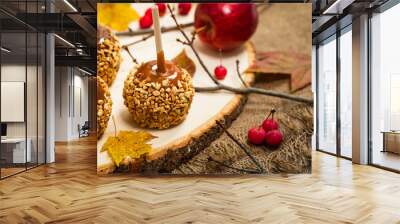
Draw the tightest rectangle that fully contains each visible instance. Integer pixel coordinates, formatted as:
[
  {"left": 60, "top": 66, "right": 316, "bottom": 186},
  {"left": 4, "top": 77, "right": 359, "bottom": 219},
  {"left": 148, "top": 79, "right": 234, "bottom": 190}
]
[
  {"left": 1, "top": 65, "right": 25, "bottom": 138},
  {"left": 1, "top": 65, "right": 35, "bottom": 138},
  {"left": 54, "top": 67, "right": 89, "bottom": 141},
  {"left": 55, "top": 66, "right": 70, "bottom": 141},
  {"left": 1, "top": 63, "right": 46, "bottom": 164}
]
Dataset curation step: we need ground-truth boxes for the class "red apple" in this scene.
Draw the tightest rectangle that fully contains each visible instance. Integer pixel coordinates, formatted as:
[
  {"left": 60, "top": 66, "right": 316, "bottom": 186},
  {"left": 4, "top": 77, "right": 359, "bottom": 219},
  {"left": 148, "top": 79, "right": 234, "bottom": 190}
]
[{"left": 194, "top": 3, "right": 258, "bottom": 51}]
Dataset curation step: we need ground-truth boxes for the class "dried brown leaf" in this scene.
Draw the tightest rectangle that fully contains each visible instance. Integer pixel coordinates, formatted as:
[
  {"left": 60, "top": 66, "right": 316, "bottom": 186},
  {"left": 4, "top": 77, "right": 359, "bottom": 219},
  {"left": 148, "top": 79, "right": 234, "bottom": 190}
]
[
  {"left": 246, "top": 51, "right": 311, "bottom": 92},
  {"left": 172, "top": 49, "right": 196, "bottom": 77}
]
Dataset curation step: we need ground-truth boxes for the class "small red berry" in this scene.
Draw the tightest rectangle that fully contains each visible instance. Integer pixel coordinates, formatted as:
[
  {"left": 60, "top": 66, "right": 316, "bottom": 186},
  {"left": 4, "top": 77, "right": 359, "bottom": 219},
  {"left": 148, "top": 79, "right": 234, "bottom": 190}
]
[
  {"left": 262, "top": 119, "right": 279, "bottom": 132},
  {"left": 156, "top": 3, "right": 166, "bottom": 16},
  {"left": 214, "top": 65, "right": 227, "bottom": 80},
  {"left": 139, "top": 15, "right": 152, "bottom": 29},
  {"left": 144, "top": 8, "right": 152, "bottom": 17},
  {"left": 265, "top": 130, "right": 283, "bottom": 146},
  {"left": 248, "top": 127, "right": 267, "bottom": 145},
  {"left": 178, "top": 3, "right": 192, "bottom": 15}
]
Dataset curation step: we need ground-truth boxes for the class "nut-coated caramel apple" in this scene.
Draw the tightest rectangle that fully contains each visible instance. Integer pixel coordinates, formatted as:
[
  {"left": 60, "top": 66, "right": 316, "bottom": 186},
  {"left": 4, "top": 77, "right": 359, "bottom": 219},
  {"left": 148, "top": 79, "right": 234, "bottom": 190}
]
[
  {"left": 97, "top": 76, "right": 112, "bottom": 138},
  {"left": 123, "top": 60, "right": 194, "bottom": 129},
  {"left": 97, "top": 25, "right": 122, "bottom": 86}
]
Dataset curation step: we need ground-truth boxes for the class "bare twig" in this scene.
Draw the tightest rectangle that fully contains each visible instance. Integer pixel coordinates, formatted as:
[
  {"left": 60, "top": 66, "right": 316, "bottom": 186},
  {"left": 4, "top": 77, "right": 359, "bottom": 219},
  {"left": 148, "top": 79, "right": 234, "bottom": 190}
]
[
  {"left": 166, "top": 4, "right": 313, "bottom": 105},
  {"left": 236, "top": 60, "right": 248, "bottom": 87},
  {"left": 116, "top": 22, "right": 194, "bottom": 37},
  {"left": 195, "top": 85, "right": 312, "bottom": 104},
  {"left": 208, "top": 157, "right": 261, "bottom": 174},
  {"left": 112, "top": 115, "right": 117, "bottom": 137},
  {"left": 216, "top": 120, "right": 265, "bottom": 173},
  {"left": 176, "top": 38, "right": 188, "bottom": 46},
  {"left": 189, "top": 25, "right": 207, "bottom": 45},
  {"left": 123, "top": 33, "right": 153, "bottom": 47},
  {"left": 122, "top": 46, "right": 138, "bottom": 64},
  {"left": 167, "top": 4, "right": 219, "bottom": 85}
]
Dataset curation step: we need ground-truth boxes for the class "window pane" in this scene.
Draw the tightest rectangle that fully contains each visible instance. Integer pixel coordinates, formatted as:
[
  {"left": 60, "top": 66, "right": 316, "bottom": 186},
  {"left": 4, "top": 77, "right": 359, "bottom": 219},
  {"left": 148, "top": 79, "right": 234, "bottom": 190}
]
[
  {"left": 340, "top": 29, "right": 352, "bottom": 158},
  {"left": 0, "top": 0, "right": 46, "bottom": 178},
  {"left": 371, "top": 3, "right": 400, "bottom": 171},
  {"left": 318, "top": 37, "right": 337, "bottom": 154},
  {"left": 1, "top": 31, "right": 27, "bottom": 177}
]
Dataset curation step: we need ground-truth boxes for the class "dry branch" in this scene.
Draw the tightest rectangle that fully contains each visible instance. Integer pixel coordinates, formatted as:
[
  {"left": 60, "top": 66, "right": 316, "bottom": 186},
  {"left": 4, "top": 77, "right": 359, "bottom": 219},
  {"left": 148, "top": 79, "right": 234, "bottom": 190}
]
[
  {"left": 166, "top": 4, "right": 313, "bottom": 105},
  {"left": 216, "top": 120, "right": 265, "bottom": 173}
]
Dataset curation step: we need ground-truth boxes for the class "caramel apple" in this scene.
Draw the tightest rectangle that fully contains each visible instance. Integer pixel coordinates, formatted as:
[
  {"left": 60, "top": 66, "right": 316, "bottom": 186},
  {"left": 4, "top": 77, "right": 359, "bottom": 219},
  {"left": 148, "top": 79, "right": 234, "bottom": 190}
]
[
  {"left": 123, "top": 7, "right": 194, "bottom": 129},
  {"left": 97, "top": 25, "right": 122, "bottom": 86},
  {"left": 97, "top": 76, "right": 112, "bottom": 138},
  {"left": 123, "top": 60, "right": 194, "bottom": 129}
]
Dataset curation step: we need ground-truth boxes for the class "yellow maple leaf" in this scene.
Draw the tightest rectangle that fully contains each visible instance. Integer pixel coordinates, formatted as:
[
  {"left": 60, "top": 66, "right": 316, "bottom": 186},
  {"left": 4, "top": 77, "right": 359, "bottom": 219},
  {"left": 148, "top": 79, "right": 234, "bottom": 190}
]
[
  {"left": 101, "top": 130, "right": 155, "bottom": 167},
  {"left": 98, "top": 3, "right": 140, "bottom": 31}
]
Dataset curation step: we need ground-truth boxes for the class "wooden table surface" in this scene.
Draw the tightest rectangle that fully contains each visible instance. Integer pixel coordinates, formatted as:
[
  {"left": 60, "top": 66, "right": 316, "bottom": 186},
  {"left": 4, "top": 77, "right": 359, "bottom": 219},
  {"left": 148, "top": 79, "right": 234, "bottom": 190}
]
[{"left": 1, "top": 135, "right": 400, "bottom": 223}]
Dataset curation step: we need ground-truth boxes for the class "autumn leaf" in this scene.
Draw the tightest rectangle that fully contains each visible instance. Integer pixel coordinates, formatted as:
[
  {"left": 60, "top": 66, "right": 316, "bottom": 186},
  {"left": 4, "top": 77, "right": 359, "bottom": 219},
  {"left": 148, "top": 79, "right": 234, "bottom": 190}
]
[
  {"left": 101, "top": 130, "right": 155, "bottom": 167},
  {"left": 246, "top": 51, "right": 311, "bottom": 92},
  {"left": 172, "top": 49, "right": 196, "bottom": 77},
  {"left": 98, "top": 3, "right": 140, "bottom": 31}
]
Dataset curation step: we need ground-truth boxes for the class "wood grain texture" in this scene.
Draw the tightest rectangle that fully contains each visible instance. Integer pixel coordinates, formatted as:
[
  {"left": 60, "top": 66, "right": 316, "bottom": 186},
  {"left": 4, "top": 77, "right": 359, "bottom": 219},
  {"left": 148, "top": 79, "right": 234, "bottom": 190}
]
[
  {"left": 97, "top": 42, "right": 256, "bottom": 175},
  {"left": 1, "top": 136, "right": 400, "bottom": 223}
]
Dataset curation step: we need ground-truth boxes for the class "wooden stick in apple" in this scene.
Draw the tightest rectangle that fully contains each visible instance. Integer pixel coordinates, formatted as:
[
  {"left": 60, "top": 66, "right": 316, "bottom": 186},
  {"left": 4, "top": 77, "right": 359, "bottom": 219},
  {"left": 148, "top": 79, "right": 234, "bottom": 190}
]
[{"left": 152, "top": 6, "right": 166, "bottom": 73}]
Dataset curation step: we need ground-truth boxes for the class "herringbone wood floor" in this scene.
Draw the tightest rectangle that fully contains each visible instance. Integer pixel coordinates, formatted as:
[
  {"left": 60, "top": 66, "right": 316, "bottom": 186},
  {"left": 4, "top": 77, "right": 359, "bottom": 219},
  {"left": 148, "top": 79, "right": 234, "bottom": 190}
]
[{"left": 0, "top": 136, "right": 399, "bottom": 224}]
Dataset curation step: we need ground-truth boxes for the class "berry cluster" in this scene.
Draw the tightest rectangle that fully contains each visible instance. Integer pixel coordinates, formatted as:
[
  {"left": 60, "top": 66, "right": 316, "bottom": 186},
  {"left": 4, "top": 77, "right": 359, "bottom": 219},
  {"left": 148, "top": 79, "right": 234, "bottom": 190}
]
[
  {"left": 247, "top": 109, "right": 283, "bottom": 147},
  {"left": 139, "top": 3, "right": 192, "bottom": 29}
]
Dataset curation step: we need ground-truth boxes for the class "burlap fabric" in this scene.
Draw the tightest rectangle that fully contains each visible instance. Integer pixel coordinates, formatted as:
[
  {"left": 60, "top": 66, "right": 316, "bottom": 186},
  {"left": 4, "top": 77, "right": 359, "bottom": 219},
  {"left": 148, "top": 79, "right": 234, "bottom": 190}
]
[{"left": 172, "top": 4, "right": 313, "bottom": 174}]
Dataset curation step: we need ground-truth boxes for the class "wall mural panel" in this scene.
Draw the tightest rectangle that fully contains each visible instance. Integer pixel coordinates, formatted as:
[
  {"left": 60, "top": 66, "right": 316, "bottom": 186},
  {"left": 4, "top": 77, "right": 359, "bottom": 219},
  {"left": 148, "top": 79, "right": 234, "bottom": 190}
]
[{"left": 96, "top": 3, "right": 313, "bottom": 175}]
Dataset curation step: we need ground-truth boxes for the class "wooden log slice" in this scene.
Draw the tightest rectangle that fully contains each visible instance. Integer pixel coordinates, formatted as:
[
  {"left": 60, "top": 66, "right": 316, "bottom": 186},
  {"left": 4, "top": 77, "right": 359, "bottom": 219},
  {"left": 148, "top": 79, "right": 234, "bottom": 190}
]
[
  {"left": 98, "top": 42, "right": 255, "bottom": 175},
  {"left": 97, "top": 6, "right": 256, "bottom": 174}
]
